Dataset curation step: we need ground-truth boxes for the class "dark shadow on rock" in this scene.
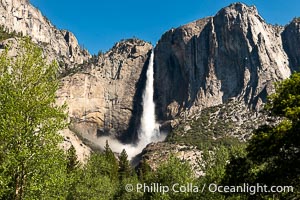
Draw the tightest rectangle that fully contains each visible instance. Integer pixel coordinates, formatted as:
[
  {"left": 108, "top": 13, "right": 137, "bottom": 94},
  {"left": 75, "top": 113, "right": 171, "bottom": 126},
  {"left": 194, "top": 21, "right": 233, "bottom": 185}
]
[
  {"left": 153, "top": 36, "right": 190, "bottom": 122},
  {"left": 131, "top": 151, "right": 143, "bottom": 167},
  {"left": 117, "top": 50, "right": 152, "bottom": 144},
  {"left": 282, "top": 21, "right": 300, "bottom": 72}
]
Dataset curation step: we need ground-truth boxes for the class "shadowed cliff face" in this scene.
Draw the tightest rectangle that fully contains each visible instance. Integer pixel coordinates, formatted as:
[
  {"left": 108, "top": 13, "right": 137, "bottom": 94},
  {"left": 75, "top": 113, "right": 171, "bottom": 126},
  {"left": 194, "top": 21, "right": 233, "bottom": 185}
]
[
  {"left": 154, "top": 3, "right": 295, "bottom": 121},
  {"left": 56, "top": 39, "right": 152, "bottom": 144},
  {"left": 282, "top": 18, "right": 300, "bottom": 72}
]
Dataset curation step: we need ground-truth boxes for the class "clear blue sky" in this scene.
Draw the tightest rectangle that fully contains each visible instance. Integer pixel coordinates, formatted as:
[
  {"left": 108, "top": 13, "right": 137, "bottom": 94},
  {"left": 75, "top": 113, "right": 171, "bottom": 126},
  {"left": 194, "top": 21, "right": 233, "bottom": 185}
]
[{"left": 30, "top": 0, "right": 299, "bottom": 55}]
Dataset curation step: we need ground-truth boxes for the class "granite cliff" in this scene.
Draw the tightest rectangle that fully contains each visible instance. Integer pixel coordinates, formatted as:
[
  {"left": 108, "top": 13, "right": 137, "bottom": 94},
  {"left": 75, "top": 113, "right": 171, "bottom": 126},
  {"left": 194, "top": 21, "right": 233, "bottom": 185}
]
[
  {"left": 57, "top": 39, "right": 152, "bottom": 145},
  {"left": 282, "top": 17, "right": 300, "bottom": 72},
  {"left": 145, "top": 3, "right": 300, "bottom": 170},
  {"left": 1, "top": 1, "right": 300, "bottom": 165},
  {"left": 154, "top": 3, "right": 294, "bottom": 121},
  {"left": 0, "top": 0, "right": 154, "bottom": 160},
  {"left": 0, "top": 0, "right": 90, "bottom": 71}
]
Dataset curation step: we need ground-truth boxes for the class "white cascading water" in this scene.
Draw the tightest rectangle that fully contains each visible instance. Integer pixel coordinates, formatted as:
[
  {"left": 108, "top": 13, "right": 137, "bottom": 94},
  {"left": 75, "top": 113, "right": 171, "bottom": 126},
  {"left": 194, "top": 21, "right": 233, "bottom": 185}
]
[
  {"left": 98, "top": 49, "right": 165, "bottom": 160},
  {"left": 138, "top": 49, "right": 160, "bottom": 148}
]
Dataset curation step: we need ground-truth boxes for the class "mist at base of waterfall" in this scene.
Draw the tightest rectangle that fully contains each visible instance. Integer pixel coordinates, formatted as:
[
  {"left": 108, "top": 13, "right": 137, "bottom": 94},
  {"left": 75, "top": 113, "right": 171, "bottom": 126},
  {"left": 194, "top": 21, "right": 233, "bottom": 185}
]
[{"left": 97, "top": 132, "right": 167, "bottom": 160}]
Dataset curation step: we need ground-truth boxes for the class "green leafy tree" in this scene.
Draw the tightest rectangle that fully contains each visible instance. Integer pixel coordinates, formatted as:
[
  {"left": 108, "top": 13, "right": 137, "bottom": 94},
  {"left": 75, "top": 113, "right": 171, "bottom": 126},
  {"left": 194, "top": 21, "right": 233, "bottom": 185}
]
[
  {"left": 192, "top": 145, "right": 246, "bottom": 200},
  {"left": 73, "top": 152, "right": 117, "bottom": 200},
  {"left": 223, "top": 72, "right": 300, "bottom": 199},
  {"left": 144, "top": 156, "right": 194, "bottom": 200},
  {"left": 0, "top": 38, "right": 68, "bottom": 199}
]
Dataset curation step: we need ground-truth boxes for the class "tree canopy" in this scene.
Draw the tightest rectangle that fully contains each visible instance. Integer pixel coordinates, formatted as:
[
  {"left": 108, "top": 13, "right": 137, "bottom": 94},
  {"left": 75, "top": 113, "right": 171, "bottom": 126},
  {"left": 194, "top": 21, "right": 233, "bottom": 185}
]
[
  {"left": 223, "top": 72, "right": 300, "bottom": 199},
  {"left": 0, "top": 38, "right": 68, "bottom": 199}
]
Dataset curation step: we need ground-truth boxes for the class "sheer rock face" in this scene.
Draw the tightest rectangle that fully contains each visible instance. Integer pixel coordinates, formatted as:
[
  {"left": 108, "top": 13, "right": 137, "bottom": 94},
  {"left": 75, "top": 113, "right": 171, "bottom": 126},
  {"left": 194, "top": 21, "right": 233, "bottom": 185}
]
[
  {"left": 57, "top": 39, "right": 152, "bottom": 143},
  {"left": 0, "top": 0, "right": 152, "bottom": 156},
  {"left": 0, "top": 0, "right": 90, "bottom": 70},
  {"left": 282, "top": 18, "right": 300, "bottom": 72},
  {"left": 1, "top": 1, "right": 300, "bottom": 161},
  {"left": 154, "top": 3, "right": 294, "bottom": 121}
]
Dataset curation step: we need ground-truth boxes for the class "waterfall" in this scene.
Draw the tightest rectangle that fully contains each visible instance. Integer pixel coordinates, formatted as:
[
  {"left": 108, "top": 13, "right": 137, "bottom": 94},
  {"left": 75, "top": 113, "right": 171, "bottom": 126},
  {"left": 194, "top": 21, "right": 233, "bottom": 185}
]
[
  {"left": 138, "top": 50, "right": 160, "bottom": 147},
  {"left": 98, "top": 49, "right": 165, "bottom": 160}
]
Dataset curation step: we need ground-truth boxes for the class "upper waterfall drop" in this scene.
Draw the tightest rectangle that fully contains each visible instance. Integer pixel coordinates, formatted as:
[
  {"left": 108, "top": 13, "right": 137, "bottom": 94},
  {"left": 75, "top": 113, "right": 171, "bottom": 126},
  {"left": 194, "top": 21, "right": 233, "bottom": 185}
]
[
  {"left": 98, "top": 49, "right": 165, "bottom": 160},
  {"left": 138, "top": 49, "right": 160, "bottom": 147}
]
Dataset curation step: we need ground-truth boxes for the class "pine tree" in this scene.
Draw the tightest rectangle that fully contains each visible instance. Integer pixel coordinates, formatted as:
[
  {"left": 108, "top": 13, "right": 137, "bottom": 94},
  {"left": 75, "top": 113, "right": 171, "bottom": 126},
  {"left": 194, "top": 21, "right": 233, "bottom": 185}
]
[
  {"left": 115, "top": 149, "right": 142, "bottom": 200},
  {"left": 104, "top": 140, "right": 119, "bottom": 180},
  {"left": 137, "top": 159, "right": 152, "bottom": 182},
  {"left": 73, "top": 153, "right": 117, "bottom": 200},
  {"left": 0, "top": 38, "right": 68, "bottom": 199},
  {"left": 118, "top": 149, "right": 131, "bottom": 181},
  {"left": 66, "top": 145, "right": 80, "bottom": 200},
  {"left": 67, "top": 145, "right": 79, "bottom": 173}
]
